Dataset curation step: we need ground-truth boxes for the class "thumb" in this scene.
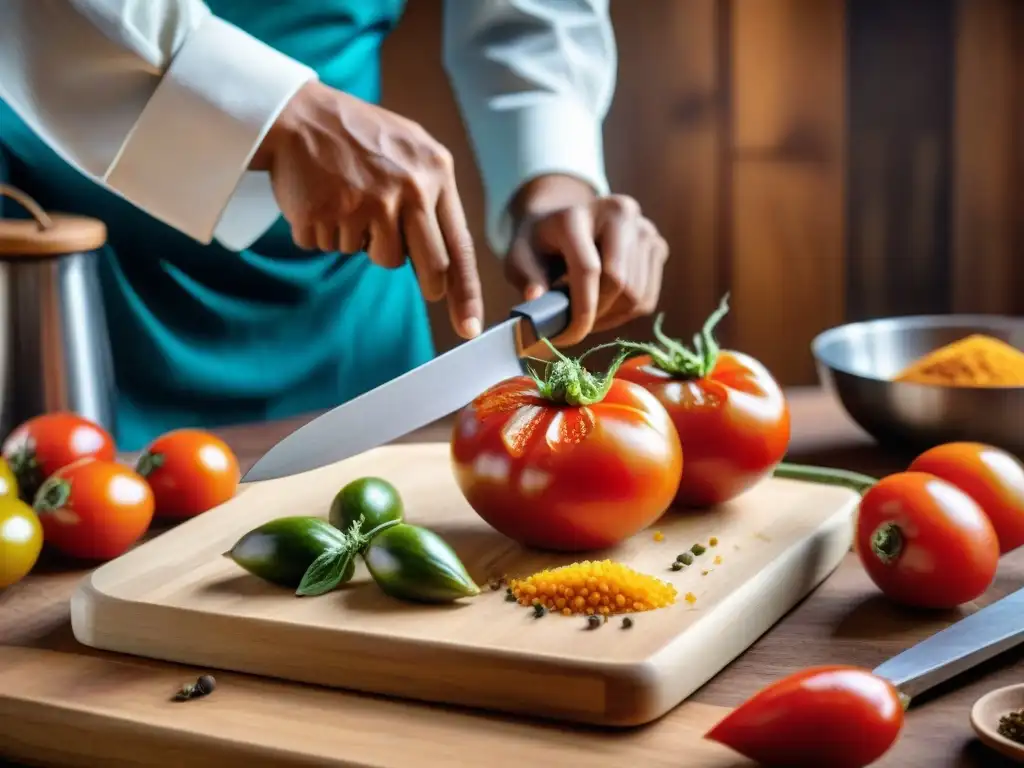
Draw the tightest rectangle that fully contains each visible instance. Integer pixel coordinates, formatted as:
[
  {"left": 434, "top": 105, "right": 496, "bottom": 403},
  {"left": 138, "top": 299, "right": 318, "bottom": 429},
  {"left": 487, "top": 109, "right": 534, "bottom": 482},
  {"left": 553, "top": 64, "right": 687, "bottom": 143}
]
[{"left": 505, "top": 236, "right": 549, "bottom": 301}]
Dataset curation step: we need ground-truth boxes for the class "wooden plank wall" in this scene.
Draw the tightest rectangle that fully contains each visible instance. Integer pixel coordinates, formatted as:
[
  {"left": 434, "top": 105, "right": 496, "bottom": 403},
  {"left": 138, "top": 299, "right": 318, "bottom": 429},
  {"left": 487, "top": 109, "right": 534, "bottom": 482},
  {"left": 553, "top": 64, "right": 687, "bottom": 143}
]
[{"left": 381, "top": 0, "right": 1021, "bottom": 387}]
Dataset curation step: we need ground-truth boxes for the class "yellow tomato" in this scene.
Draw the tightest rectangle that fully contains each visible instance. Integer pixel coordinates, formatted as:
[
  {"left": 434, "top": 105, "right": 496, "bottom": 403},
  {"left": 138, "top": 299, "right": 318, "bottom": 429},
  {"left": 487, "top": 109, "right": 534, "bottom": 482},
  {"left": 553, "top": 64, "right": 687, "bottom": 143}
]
[
  {"left": 0, "top": 498, "right": 43, "bottom": 588},
  {"left": 0, "top": 458, "right": 19, "bottom": 500}
]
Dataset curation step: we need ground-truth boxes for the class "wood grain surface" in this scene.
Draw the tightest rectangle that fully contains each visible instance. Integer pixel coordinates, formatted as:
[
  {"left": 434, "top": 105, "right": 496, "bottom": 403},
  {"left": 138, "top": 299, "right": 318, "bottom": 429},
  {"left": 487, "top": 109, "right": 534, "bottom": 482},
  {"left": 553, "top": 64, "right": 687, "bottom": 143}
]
[
  {"left": 3, "top": 389, "right": 1023, "bottom": 767},
  {"left": 69, "top": 444, "right": 856, "bottom": 728}
]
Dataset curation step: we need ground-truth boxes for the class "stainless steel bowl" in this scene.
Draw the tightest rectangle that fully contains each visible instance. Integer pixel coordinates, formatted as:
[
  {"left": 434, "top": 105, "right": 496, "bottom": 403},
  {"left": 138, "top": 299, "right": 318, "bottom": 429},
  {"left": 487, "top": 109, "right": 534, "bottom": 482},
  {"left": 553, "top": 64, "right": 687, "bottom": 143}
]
[{"left": 811, "top": 315, "right": 1024, "bottom": 456}]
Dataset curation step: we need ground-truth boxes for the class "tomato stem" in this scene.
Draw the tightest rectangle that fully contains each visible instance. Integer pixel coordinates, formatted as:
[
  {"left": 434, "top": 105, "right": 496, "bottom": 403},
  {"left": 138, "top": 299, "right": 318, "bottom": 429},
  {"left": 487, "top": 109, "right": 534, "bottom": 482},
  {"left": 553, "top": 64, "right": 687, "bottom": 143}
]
[
  {"left": 772, "top": 462, "right": 878, "bottom": 495},
  {"left": 871, "top": 522, "right": 904, "bottom": 565},
  {"left": 33, "top": 476, "right": 71, "bottom": 513},
  {"left": 135, "top": 451, "right": 165, "bottom": 479},
  {"left": 527, "top": 339, "right": 630, "bottom": 407},
  {"left": 614, "top": 294, "right": 731, "bottom": 379}
]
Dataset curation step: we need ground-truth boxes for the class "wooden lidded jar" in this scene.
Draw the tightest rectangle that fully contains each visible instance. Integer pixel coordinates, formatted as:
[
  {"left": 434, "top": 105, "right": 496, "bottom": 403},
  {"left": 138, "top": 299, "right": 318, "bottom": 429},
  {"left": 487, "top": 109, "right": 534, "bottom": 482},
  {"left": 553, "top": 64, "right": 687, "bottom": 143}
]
[{"left": 0, "top": 184, "right": 116, "bottom": 439}]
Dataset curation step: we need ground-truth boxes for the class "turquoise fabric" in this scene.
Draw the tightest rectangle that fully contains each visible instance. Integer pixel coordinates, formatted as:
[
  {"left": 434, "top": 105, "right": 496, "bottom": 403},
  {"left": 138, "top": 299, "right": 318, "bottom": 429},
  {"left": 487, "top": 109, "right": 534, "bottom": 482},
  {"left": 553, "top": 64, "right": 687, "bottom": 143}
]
[{"left": 0, "top": 0, "right": 435, "bottom": 451}]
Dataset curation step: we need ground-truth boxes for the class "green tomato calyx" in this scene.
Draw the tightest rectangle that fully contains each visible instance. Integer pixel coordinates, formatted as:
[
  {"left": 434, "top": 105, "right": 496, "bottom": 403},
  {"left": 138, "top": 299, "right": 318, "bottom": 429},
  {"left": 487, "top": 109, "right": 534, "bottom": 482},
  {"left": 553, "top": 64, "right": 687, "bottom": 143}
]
[
  {"left": 616, "top": 293, "right": 731, "bottom": 379},
  {"left": 527, "top": 340, "right": 629, "bottom": 407}
]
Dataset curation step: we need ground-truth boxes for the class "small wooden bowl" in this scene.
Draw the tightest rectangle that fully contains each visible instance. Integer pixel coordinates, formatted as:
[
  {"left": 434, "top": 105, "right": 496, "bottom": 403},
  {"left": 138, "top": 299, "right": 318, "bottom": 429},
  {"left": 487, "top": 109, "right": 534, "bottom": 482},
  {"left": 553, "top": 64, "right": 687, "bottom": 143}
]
[{"left": 970, "top": 683, "right": 1024, "bottom": 763}]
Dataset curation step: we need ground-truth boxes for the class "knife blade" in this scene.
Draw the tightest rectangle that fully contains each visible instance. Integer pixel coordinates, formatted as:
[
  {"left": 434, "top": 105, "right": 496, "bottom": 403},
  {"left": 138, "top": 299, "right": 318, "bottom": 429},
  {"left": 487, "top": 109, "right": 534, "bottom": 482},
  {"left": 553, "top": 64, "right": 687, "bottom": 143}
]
[
  {"left": 241, "top": 279, "right": 571, "bottom": 483},
  {"left": 872, "top": 584, "right": 1024, "bottom": 702}
]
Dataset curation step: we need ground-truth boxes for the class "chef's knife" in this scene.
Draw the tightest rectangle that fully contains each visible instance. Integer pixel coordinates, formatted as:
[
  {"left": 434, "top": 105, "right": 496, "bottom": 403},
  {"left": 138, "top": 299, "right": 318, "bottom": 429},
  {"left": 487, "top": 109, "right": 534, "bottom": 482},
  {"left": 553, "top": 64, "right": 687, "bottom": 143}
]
[
  {"left": 242, "top": 264, "right": 571, "bottom": 483},
  {"left": 872, "top": 584, "right": 1024, "bottom": 702}
]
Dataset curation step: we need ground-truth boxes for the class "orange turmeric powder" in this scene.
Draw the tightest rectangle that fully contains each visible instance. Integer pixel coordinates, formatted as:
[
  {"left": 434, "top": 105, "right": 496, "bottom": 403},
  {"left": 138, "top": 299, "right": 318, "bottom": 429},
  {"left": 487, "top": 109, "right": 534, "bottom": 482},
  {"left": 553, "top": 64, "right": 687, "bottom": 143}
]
[
  {"left": 507, "top": 560, "right": 677, "bottom": 616},
  {"left": 893, "top": 334, "right": 1024, "bottom": 387}
]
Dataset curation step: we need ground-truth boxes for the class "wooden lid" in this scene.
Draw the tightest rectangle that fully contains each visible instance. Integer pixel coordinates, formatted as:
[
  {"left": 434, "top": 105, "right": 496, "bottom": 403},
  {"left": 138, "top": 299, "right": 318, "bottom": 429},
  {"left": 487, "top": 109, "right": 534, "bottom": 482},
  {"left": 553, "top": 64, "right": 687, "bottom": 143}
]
[{"left": 0, "top": 184, "right": 107, "bottom": 257}]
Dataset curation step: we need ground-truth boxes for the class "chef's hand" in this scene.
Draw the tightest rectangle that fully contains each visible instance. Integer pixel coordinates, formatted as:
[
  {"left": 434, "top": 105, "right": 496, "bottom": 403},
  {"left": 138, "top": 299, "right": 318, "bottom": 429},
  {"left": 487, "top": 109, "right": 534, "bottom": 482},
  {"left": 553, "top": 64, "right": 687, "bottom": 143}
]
[
  {"left": 251, "top": 81, "right": 484, "bottom": 340},
  {"left": 505, "top": 175, "right": 669, "bottom": 347}
]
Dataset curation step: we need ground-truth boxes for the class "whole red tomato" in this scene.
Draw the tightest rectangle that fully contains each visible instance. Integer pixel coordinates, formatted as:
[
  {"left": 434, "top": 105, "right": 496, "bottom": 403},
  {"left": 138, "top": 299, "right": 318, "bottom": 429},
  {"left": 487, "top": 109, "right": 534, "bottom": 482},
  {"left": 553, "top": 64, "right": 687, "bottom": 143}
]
[
  {"left": 33, "top": 457, "right": 154, "bottom": 561},
  {"left": 616, "top": 296, "right": 790, "bottom": 508},
  {"left": 2, "top": 412, "right": 116, "bottom": 501},
  {"left": 136, "top": 429, "right": 240, "bottom": 519},
  {"left": 706, "top": 665, "right": 905, "bottom": 768},
  {"left": 450, "top": 347, "right": 682, "bottom": 552},
  {"left": 856, "top": 471, "right": 999, "bottom": 609},
  {"left": 908, "top": 442, "right": 1024, "bottom": 554}
]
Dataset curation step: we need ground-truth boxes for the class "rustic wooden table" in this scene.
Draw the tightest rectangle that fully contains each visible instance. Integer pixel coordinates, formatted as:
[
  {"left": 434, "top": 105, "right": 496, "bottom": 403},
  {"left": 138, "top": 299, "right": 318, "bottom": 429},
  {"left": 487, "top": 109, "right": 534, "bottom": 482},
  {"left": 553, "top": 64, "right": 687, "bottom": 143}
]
[{"left": 1, "top": 387, "right": 1021, "bottom": 767}]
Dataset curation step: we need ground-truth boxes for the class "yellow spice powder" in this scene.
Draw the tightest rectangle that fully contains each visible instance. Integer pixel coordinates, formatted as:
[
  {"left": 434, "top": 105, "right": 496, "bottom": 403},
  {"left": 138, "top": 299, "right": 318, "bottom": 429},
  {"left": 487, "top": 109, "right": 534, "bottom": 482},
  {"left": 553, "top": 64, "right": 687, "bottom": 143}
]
[
  {"left": 652, "top": 531, "right": 665, "bottom": 542},
  {"left": 508, "top": 560, "right": 677, "bottom": 617},
  {"left": 893, "top": 334, "right": 1024, "bottom": 387}
]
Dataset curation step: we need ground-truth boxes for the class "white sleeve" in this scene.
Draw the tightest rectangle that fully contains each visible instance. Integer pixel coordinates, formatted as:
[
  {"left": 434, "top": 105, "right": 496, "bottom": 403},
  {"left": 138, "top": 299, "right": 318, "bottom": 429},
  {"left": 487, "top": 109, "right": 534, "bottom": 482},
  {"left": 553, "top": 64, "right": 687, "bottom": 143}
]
[
  {"left": 0, "top": 0, "right": 318, "bottom": 251},
  {"left": 442, "top": 0, "right": 616, "bottom": 256}
]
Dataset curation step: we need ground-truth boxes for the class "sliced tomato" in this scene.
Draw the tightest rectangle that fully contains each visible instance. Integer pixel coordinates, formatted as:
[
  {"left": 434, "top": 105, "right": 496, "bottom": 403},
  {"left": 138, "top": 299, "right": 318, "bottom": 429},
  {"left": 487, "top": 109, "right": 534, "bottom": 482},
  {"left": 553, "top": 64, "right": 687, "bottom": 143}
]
[
  {"left": 33, "top": 457, "right": 154, "bottom": 562},
  {"left": 450, "top": 344, "right": 682, "bottom": 551},
  {"left": 136, "top": 429, "right": 240, "bottom": 519},
  {"left": 616, "top": 296, "right": 790, "bottom": 508},
  {"left": 908, "top": 441, "right": 1024, "bottom": 554},
  {"left": 2, "top": 412, "right": 116, "bottom": 501},
  {"left": 856, "top": 471, "right": 999, "bottom": 608},
  {"left": 706, "top": 665, "right": 905, "bottom": 768}
]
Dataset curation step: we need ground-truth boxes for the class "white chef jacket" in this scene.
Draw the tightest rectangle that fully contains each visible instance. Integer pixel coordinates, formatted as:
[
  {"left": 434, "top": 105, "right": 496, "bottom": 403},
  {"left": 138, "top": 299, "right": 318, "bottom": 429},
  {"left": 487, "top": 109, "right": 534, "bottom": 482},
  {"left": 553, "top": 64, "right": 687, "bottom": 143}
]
[{"left": 0, "top": 0, "right": 615, "bottom": 256}]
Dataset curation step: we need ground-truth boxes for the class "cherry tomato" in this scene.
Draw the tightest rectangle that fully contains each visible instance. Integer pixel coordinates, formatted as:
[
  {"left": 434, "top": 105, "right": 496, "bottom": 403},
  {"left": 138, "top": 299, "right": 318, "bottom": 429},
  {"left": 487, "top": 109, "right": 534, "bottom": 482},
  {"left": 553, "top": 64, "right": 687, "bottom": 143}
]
[
  {"left": 2, "top": 412, "right": 116, "bottom": 501},
  {"left": 136, "top": 429, "right": 240, "bottom": 519},
  {"left": 0, "top": 458, "right": 19, "bottom": 500},
  {"left": 0, "top": 498, "right": 43, "bottom": 588},
  {"left": 616, "top": 299, "right": 790, "bottom": 508},
  {"left": 856, "top": 471, "right": 999, "bottom": 609},
  {"left": 450, "top": 375, "right": 682, "bottom": 552},
  {"left": 705, "top": 665, "right": 904, "bottom": 768},
  {"left": 908, "top": 442, "right": 1024, "bottom": 554},
  {"left": 33, "top": 457, "right": 154, "bottom": 562}
]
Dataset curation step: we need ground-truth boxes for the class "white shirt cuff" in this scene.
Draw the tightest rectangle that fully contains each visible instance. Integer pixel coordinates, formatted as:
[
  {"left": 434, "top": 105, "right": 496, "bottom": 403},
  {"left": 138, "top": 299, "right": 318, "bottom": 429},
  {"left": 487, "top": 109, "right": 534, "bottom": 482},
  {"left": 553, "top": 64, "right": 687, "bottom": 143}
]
[
  {"left": 476, "top": 97, "right": 610, "bottom": 257},
  {"left": 103, "top": 15, "right": 317, "bottom": 250}
]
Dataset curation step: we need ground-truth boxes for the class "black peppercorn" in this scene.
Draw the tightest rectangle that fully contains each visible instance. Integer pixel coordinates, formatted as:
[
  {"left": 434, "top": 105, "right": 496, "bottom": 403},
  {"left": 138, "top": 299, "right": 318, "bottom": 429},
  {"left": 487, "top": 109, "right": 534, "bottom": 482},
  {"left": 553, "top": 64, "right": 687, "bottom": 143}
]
[
  {"left": 621, "top": 617, "right": 634, "bottom": 629},
  {"left": 586, "top": 614, "right": 601, "bottom": 630},
  {"left": 532, "top": 602, "right": 546, "bottom": 618},
  {"left": 670, "top": 561, "right": 683, "bottom": 571},
  {"left": 174, "top": 674, "right": 216, "bottom": 701}
]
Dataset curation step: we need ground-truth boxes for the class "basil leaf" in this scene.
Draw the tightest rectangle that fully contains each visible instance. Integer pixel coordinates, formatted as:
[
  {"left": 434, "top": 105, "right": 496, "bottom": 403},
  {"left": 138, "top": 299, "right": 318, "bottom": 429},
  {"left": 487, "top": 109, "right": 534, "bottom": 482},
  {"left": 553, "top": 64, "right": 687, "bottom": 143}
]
[{"left": 296, "top": 546, "right": 354, "bottom": 597}]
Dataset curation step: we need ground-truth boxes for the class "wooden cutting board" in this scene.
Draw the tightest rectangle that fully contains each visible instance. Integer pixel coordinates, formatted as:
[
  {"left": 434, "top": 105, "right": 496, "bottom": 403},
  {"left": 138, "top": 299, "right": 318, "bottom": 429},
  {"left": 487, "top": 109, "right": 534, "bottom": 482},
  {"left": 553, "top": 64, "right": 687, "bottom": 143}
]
[
  {"left": 0, "top": 647, "right": 753, "bottom": 768},
  {"left": 70, "top": 442, "right": 858, "bottom": 728}
]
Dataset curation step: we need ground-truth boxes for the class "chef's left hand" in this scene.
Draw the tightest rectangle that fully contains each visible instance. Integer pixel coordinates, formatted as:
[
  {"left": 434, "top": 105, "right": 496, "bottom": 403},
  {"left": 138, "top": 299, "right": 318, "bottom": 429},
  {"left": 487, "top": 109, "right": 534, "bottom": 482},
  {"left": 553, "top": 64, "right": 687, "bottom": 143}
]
[{"left": 505, "top": 175, "right": 669, "bottom": 347}]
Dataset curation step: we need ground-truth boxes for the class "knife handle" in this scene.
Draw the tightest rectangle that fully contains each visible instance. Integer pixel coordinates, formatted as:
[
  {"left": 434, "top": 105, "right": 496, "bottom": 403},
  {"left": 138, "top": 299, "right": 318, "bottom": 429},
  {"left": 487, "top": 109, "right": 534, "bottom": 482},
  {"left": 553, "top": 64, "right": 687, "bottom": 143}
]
[{"left": 509, "top": 258, "right": 570, "bottom": 341}]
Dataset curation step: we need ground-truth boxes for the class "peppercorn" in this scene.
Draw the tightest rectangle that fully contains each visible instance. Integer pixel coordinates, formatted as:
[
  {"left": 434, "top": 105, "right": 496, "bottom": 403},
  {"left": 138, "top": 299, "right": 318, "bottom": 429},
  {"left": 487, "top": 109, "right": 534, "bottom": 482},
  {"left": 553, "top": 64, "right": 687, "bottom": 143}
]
[
  {"left": 999, "top": 709, "right": 1024, "bottom": 744},
  {"left": 691, "top": 543, "right": 707, "bottom": 556},
  {"left": 621, "top": 617, "right": 634, "bottom": 629},
  {"left": 586, "top": 615, "right": 601, "bottom": 630},
  {"left": 532, "top": 602, "right": 546, "bottom": 618},
  {"left": 670, "top": 561, "right": 684, "bottom": 571},
  {"left": 174, "top": 674, "right": 216, "bottom": 702},
  {"left": 505, "top": 592, "right": 517, "bottom": 602},
  {"left": 676, "top": 552, "right": 694, "bottom": 566}
]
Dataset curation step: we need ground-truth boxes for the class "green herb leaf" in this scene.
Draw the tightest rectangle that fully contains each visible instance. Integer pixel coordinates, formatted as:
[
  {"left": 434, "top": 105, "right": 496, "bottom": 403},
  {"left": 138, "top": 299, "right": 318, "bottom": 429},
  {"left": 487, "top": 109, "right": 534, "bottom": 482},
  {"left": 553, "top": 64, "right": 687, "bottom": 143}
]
[{"left": 296, "top": 546, "right": 354, "bottom": 597}]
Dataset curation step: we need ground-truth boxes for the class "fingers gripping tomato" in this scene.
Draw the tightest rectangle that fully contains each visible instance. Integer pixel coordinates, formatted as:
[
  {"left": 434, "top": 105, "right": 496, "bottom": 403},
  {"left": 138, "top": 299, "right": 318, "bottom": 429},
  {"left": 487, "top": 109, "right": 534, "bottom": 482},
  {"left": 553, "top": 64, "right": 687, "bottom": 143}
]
[
  {"left": 1, "top": 412, "right": 116, "bottom": 501},
  {"left": 908, "top": 442, "right": 1024, "bottom": 554},
  {"left": 856, "top": 471, "right": 999, "bottom": 609},
  {"left": 706, "top": 665, "right": 905, "bottom": 768},
  {"left": 33, "top": 458, "right": 154, "bottom": 562},
  {"left": 616, "top": 296, "right": 791, "bottom": 508},
  {"left": 136, "top": 429, "right": 241, "bottom": 519},
  {"left": 450, "top": 343, "right": 682, "bottom": 552}
]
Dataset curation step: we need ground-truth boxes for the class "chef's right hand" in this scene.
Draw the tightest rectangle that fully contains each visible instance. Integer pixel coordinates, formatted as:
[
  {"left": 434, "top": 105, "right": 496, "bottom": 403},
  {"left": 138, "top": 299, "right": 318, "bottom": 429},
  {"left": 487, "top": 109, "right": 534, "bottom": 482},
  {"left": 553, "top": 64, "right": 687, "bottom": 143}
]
[{"left": 251, "top": 81, "right": 484, "bottom": 340}]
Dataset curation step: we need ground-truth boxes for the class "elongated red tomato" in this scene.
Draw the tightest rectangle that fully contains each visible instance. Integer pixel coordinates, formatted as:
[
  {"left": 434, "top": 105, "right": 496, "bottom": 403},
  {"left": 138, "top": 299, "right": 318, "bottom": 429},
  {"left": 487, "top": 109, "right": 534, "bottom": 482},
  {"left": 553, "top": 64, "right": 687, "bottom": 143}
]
[
  {"left": 33, "top": 457, "right": 154, "bottom": 562},
  {"left": 706, "top": 665, "right": 905, "bottom": 768},
  {"left": 616, "top": 296, "right": 790, "bottom": 508},
  {"left": 450, "top": 348, "right": 682, "bottom": 551},
  {"left": 136, "top": 429, "right": 240, "bottom": 519},
  {"left": 1, "top": 412, "right": 116, "bottom": 501},
  {"left": 908, "top": 442, "right": 1024, "bottom": 554},
  {"left": 856, "top": 471, "right": 999, "bottom": 609}
]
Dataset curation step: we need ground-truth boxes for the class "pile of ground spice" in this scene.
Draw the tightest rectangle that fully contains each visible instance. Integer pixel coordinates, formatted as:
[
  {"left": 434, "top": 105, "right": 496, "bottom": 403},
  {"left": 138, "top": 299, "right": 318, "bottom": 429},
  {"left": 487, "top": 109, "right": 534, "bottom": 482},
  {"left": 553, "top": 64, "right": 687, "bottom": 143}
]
[
  {"left": 508, "top": 560, "right": 677, "bottom": 617},
  {"left": 893, "top": 334, "right": 1024, "bottom": 387}
]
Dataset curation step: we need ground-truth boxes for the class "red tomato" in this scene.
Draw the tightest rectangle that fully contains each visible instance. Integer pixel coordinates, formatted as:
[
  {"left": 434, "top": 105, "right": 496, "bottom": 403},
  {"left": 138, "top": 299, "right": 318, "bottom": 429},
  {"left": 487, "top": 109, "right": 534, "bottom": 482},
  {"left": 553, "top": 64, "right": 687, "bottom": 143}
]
[
  {"left": 136, "top": 429, "right": 240, "bottom": 519},
  {"left": 33, "top": 457, "right": 154, "bottom": 561},
  {"left": 617, "top": 343, "right": 790, "bottom": 508},
  {"left": 2, "top": 412, "right": 116, "bottom": 500},
  {"left": 856, "top": 471, "right": 999, "bottom": 608},
  {"left": 450, "top": 375, "right": 682, "bottom": 551},
  {"left": 705, "top": 665, "right": 904, "bottom": 768},
  {"left": 908, "top": 442, "right": 1024, "bottom": 554}
]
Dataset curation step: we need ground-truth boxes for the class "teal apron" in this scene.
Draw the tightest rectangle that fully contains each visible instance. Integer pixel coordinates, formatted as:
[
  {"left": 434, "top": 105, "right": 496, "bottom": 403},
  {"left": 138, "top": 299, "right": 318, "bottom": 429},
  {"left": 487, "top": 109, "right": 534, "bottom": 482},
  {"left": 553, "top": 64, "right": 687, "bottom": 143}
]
[{"left": 0, "top": 0, "right": 434, "bottom": 451}]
